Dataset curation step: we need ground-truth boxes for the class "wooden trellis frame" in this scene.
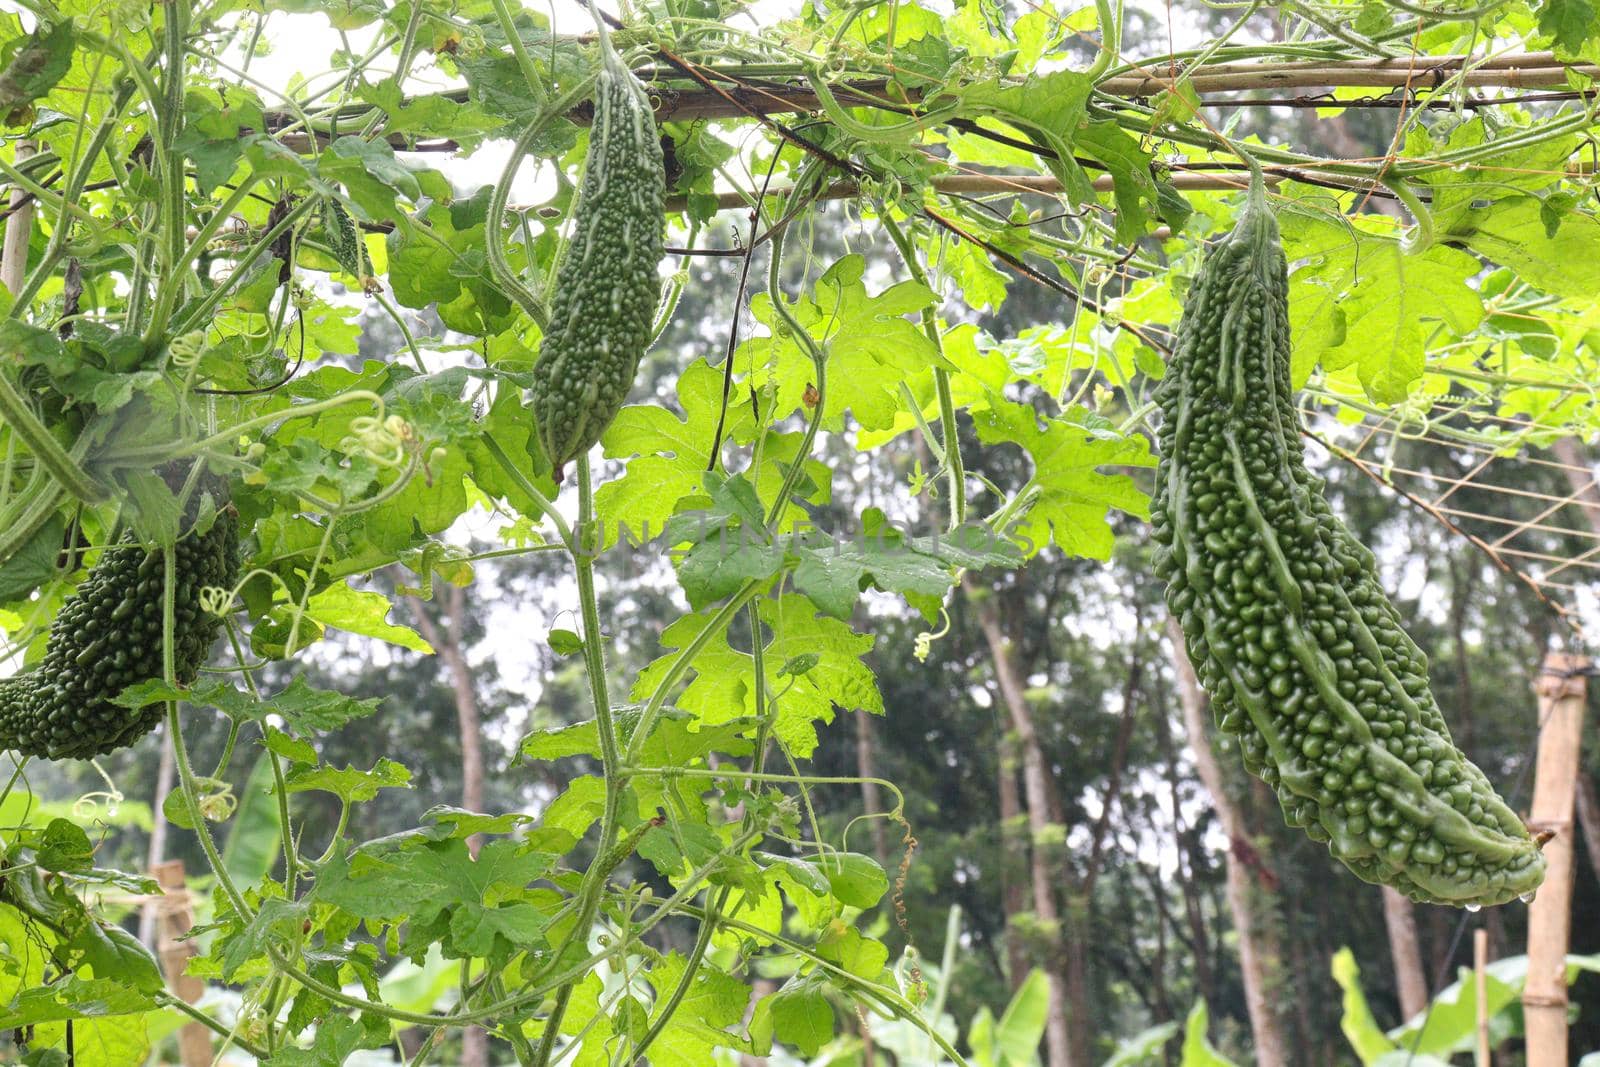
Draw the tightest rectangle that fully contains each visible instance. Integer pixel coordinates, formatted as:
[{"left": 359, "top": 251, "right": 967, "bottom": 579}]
[{"left": 1301, "top": 400, "right": 1600, "bottom": 642}]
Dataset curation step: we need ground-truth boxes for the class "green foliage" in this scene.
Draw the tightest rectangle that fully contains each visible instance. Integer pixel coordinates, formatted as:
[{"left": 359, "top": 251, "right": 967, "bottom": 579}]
[{"left": 1332, "top": 944, "right": 1600, "bottom": 1063}]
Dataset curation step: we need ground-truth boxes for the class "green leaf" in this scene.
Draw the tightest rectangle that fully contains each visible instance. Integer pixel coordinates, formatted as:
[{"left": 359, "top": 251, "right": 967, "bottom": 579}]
[
  {"left": 1388, "top": 952, "right": 1600, "bottom": 1055},
  {"left": 387, "top": 185, "right": 518, "bottom": 335},
  {"left": 632, "top": 596, "right": 882, "bottom": 757},
  {"left": 222, "top": 754, "right": 284, "bottom": 887},
  {"left": 315, "top": 839, "right": 554, "bottom": 961},
  {"left": 1181, "top": 1000, "right": 1243, "bottom": 1067},
  {"left": 318, "top": 135, "right": 421, "bottom": 220},
  {"left": 791, "top": 508, "right": 1021, "bottom": 619},
  {"left": 754, "top": 977, "right": 835, "bottom": 1057},
  {"left": 221, "top": 898, "right": 307, "bottom": 982},
  {"left": 956, "top": 70, "right": 1094, "bottom": 202},
  {"left": 285, "top": 757, "right": 412, "bottom": 803},
  {"left": 819, "top": 852, "right": 889, "bottom": 909},
  {"left": 1077, "top": 121, "right": 1159, "bottom": 243},
  {"left": 968, "top": 1005, "right": 998, "bottom": 1067},
  {"left": 669, "top": 473, "right": 787, "bottom": 608},
  {"left": 266, "top": 1014, "right": 388, "bottom": 1066},
  {"left": 636, "top": 821, "right": 723, "bottom": 876},
  {"left": 1104, "top": 1020, "right": 1181, "bottom": 1066},
  {"left": 549, "top": 628, "right": 584, "bottom": 656},
  {"left": 1439, "top": 196, "right": 1600, "bottom": 300},
  {"left": 33, "top": 818, "right": 93, "bottom": 873},
  {"left": 640, "top": 953, "right": 750, "bottom": 1066},
  {"left": 1282, "top": 207, "right": 1483, "bottom": 399},
  {"left": 540, "top": 775, "right": 609, "bottom": 839},
  {"left": 816, "top": 922, "right": 889, "bottom": 979},
  {"left": 1331, "top": 947, "right": 1397, "bottom": 1063},
  {"left": 0, "top": 21, "right": 74, "bottom": 123},
  {"left": 995, "top": 968, "right": 1051, "bottom": 1065},
  {"left": 0, "top": 975, "right": 156, "bottom": 1025},
  {"left": 0, "top": 513, "right": 63, "bottom": 601},
  {"left": 734, "top": 255, "right": 945, "bottom": 432},
  {"left": 1538, "top": 0, "right": 1599, "bottom": 52},
  {"left": 305, "top": 582, "right": 433, "bottom": 653},
  {"left": 163, "top": 677, "right": 383, "bottom": 736},
  {"left": 973, "top": 398, "right": 1154, "bottom": 559}
]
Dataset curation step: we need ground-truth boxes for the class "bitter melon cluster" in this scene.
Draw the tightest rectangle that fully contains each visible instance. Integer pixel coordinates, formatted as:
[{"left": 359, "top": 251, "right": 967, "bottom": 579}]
[
  {"left": 0, "top": 506, "right": 238, "bottom": 760},
  {"left": 1150, "top": 181, "right": 1545, "bottom": 907},
  {"left": 527, "top": 38, "right": 665, "bottom": 479}
]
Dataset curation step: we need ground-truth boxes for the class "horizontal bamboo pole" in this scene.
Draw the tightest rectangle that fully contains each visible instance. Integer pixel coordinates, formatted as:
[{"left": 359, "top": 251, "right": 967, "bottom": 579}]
[
  {"left": 1102, "top": 65, "right": 1596, "bottom": 94},
  {"left": 662, "top": 170, "right": 1278, "bottom": 213},
  {"left": 265, "top": 52, "right": 1598, "bottom": 150}
]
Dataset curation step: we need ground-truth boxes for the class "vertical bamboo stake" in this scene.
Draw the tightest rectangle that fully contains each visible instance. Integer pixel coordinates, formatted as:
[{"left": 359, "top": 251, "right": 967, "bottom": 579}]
[
  {"left": 1474, "top": 928, "right": 1489, "bottom": 1067},
  {"left": 153, "top": 860, "right": 213, "bottom": 1067},
  {"left": 1, "top": 141, "right": 35, "bottom": 296},
  {"left": 1521, "top": 651, "right": 1590, "bottom": 1066}
]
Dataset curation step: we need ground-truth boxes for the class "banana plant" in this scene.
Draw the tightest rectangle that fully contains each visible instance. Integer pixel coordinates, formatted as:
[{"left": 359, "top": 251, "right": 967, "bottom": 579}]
[{"left": 1331, "top": 945, "right": 1600, "bottom": 1064}]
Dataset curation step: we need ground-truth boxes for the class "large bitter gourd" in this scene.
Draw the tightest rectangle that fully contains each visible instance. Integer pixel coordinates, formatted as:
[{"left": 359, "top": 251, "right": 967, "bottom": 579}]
[
  {"left": 0, "top": 506, "right": 238, "bottom": 760},
  {"left": 1150, "top": 182, "right": 1545, "bottom": 906},
  {"left": 527, "top": 38, "right": 664, "bottom": 479}
]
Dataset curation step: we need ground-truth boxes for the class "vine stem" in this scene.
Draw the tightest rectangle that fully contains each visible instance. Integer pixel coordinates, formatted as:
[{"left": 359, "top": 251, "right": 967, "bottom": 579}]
[
  {"left": 761, "top": 160, "right": 829, "bottom": 530},
  {"left": 154, "top": 993, "right": 269, "bottom": 1061},
  {"left": 529, "top": 453, "right": 621, "bottom": 1067},
  {"left": 622, "top": 582, "right": 764, "bottom": 766},
  {"left": 146, "top": 175, "right": 265, "bottom": 343},
  {"left": 162, "top": 548, "right": 252, "bottom": 922},
  {"left": 484, "top": 71, "right": 601, "bottom": 332},
  {"left": 1383, "top": 175, "right": 1437, "bottom": 253},
  {"left": 681, "top": 906, "right": 972, "bottom": 1066},
  {"left": 1084, "top": 0, "right": 1122, "bottom": 82},
  {"left": 482, "top": 434, "right": 574, "bottom": 546},
  {"left": 265, "top": 822, "right": 770, "bottom": 1030},
  {"left": 626, "top": 592, "right": 784, "bottom": 1065},
  {"left": 141, "top": 1, "right": 189, "bottom": 344},
  {"left": 169, "top": 196, "right": 319, "bottom": 337},
  {"left": 880, "top": 213, "right": 966, "bottom": 529}
]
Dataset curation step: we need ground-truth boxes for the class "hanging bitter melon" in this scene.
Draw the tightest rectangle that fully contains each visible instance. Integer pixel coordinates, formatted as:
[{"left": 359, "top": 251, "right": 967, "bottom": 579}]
[
  {"left": 0, "top": 503, "right": 238, "bottom": 760},
  {"left": 527, "top": 35, "right": 665, "bottom": 479},
  {"left": 1150, "top": 181, "right": 1545, "bottom": 907}
]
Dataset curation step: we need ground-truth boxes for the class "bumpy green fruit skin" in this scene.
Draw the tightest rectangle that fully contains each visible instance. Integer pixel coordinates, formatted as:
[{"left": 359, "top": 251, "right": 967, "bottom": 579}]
[
  {"left": 0, "top": 509, "right": 239, "bottom": 760},
  {"left": 528, "top": 49, "right": 665, "bottom": 478},
  {"left": 1149, "top": 186, "right": 1544, "bottom": 907}
]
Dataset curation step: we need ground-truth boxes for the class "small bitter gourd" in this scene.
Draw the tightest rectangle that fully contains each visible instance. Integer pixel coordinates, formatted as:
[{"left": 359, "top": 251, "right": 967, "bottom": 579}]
[
  {"left": 1150, "top": 181, "right": 1545, "bottom": 907},
  {"left": 527, "top": 38, "right": 665, "bottom": 479},
  {"left": 0, "top": 505, "right": 239, "bottom": 760}
]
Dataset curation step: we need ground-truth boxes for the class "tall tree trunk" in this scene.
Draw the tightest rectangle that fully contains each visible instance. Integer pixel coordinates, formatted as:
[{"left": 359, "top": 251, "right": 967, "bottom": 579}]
[
  {"left": 409, "top": 584, "right": 486, "bottom": 845},
  {"left": 1167, "top": 617, "right": 1289, "bottom": 1067},
  {"left": 1151, "top": 678, "right": 1217, "bottom": 1005},
  {"left": 972, "top": 589, "right": 1082, "bottom": 1067},
  {"left": 1381, "top": 887, "right": 1429, "bottom": 1021},
  {"left": 407, "top": 583, "right": 488, "bottom": 1067},
  {"left": 997, "top": 731, "right": 1031, "bottom": 990},
  {"left": 1552, "top": 437, "right": 1600, "bottom": 530},
  {"left": 1447, "top": 555, "right": 1480, "bottom": 756},
  {"left": 854, "top": 710, "right": 891, "bottom": 867}
]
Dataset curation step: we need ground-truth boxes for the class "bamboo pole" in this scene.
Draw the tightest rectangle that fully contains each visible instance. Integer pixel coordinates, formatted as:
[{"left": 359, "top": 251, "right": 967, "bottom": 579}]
[
  {"left": 261, "top": 52, "right": 1600, "bottom": 141},
  {"left": 1474, "top": 928, "right": 1490, "bottom": 1067},
  {"left": 153, "top": 860, "right": 213, "bottom": 1067},
  {"left": 1522, "top": 651, "right": 1591, "bottom": 1066},
  {"left": 663, "top": 170, "right": 1275, "bottom": 213},
  {"left": 1, "top": 141, "right": 34, "bottom": 297}
]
